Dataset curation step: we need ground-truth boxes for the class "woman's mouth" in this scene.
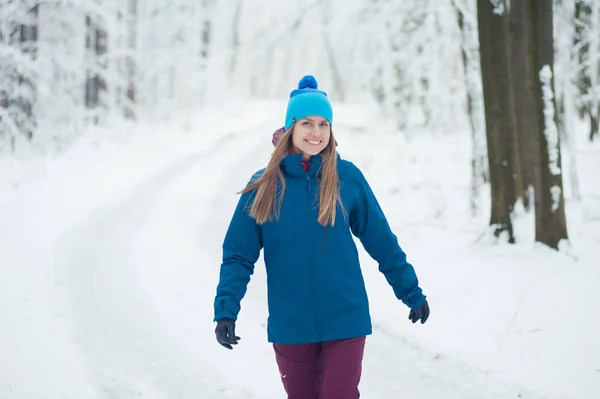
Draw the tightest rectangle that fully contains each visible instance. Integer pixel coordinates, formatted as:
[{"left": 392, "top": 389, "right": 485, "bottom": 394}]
[{"left": 305, "top": 139, "right": 322, "bottom": 146}]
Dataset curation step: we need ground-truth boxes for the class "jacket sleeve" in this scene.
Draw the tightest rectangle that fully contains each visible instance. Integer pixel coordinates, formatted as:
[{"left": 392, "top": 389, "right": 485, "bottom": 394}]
[
  {"left": 213, "top": 189, "right": 263, "bottom": 321},
  {"left": 349, "top": 165, "right": 426, "bottom": 309}
]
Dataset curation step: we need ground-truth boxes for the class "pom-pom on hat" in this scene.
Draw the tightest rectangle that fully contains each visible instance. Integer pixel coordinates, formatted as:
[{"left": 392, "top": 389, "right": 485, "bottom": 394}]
[{"left": 284, "top": 75, "right": 333, "bottom": 130}]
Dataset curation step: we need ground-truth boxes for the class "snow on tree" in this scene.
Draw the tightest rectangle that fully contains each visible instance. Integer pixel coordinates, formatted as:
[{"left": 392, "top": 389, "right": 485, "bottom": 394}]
[
  {"left": 554, "top": 0, "right": 581, "bottom": 201},
  {"left": 360, "top": 0, "right": 464, "bottom": 134},
  {"left": 0, "top": 0, "right": 595, "bottom": 251},
  {"left": 529, "top": 0, "right": 568, "bottom": 249},
  {"left": 540, "top": 65, "right": 563, "bottom": 213},
  {"left": 540, "top": 66, "right": 561, "bottom": 178},
  {"left": 0, "top": 0, "right": 38, "bottom": 153},
  {"left": 574, "top": 0, "right": 600, "bottom": 141},
  {"left": 454, "top": 0, "right": 488, "bottom": 216}
]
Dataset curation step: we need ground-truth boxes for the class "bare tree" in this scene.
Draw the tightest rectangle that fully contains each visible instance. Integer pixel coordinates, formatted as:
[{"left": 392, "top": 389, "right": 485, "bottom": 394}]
[
  {"left": 229, "top": 0, "right": 242, "bottom": 79},
  {"left": 554, "top": 0, "right": 581, "bottom": 202},
  {"left": 116, "top": 0, "right": 137, "bottom": 120},
  {"left": 574, "top": 1, "right": 600, "bottom": 141},
  {"left": 510, "top": 0, "right": 536, "bottom": 210},
  {"left": 477, "top": 0, "right": 522, "bottom": 243},
  {"left": 0, "top": 1, "right": 38, "bottom": 151},
  {"left": 454, "top": 0, "right": 488, "bottom": 216},
  {"left": 530, "top": 0, "right": 569, "bottom": 248},
  {"left": 85, "top": 12, "right": 107, "bottom": 125}
]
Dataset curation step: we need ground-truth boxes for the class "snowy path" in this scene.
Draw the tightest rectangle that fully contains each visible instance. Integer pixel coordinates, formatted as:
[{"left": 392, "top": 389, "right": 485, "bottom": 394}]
[
  {"left": 55, "top": 124, "right": 550, "bottom": 398},
  {"left": 54, "top": 126, "right": 271, "bottom": 399}
]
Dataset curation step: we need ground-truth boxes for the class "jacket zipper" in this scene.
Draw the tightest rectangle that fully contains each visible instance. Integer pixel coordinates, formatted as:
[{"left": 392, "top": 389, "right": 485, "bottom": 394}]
[{"left": 306, "top": 172, "right": 321, "bottom": 341}]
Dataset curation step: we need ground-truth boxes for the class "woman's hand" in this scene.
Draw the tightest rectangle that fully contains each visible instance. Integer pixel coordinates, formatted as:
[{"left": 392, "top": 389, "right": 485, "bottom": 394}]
[
  {"left": 215, "top": 318, "right": 241, "bottom": 349},
  {"left": 408, "top": 300, "right": 430, "bottom": 324}
]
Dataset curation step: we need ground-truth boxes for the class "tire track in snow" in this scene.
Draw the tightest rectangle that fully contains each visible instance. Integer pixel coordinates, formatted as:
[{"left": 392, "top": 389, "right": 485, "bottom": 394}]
[
  {"left": 55, "top": 123, "right": 274, "bottom": 399},
  {"left": 132, "top": 126, "right": 283, "bottom": 398},
  {"left": 361, "top": 322, "right": 549, "bottom": 398}
]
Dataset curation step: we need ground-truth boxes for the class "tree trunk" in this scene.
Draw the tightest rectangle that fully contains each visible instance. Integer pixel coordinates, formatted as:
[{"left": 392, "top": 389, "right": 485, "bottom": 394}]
[
  {"left": 574, "top": 1, "right": 600, "bottom": 142},
  {"left": 510, "top": 0, "right": 536, "bottom": 209},
  {"left": 200, "top": 0, "right": 212, "bottom": 60},
  {"left": 124, "top": 0, "right": 137, "bottom": 120},
  {"left": 591, "top": 110, "right": 599, "bottom": 141},
  {"left": 3, "top": 4, "right": 38, "bottom": 145},
  {"left": 229, "top": 0, "right": 242, "bottom": 80},
  {"left": 456, "top": 1, "right": 488, "bottom": 217},
  {"left": 85, "top": 15, "right": 107, "bottom": 124},
  {"left": 588, "top": 0, "right": 599, "bottom": 141},
  {"left": 529, "top": 0, "right": 569, "bottom": 249},
  {"left": 477, "top": 0, "right": 521, "bottom": 243},
  {"left": 554, "top": 0, "right": 581, "bottom": 201}
]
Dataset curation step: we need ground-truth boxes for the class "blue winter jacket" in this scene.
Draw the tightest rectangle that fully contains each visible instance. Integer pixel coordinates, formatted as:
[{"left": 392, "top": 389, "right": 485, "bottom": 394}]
[{"left": 213, "top": 153, "right": 426, "bottom": 344}]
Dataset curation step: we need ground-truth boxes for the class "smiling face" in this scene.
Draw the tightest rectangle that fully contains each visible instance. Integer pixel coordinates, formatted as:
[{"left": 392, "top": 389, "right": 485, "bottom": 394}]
[{"left": 291, "top": 116, "right": 331, "bottom": 161}]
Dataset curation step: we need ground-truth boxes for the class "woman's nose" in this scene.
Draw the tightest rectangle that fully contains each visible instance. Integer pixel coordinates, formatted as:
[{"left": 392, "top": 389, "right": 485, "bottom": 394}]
[{"left": 309, "top": 127, "right": 322, "bottom": 137}]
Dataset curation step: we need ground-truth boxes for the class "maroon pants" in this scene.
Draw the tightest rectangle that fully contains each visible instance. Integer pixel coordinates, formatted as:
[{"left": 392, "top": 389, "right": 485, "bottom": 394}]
[{"left": 273, "top": 336, "right": 366, "bottom": 399}]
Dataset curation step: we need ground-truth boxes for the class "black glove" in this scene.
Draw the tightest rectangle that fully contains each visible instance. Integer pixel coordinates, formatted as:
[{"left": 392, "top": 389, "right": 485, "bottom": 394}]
[
  {"left": 215, "top": 318, "right": 241, "bottom": 349},
  {"left": 408, "top": 300, "right": 430, "bottom": 324}
]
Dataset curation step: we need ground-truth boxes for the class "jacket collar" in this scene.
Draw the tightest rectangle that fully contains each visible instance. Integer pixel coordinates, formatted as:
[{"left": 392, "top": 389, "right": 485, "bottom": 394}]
[
  {"left": 281, "top": 153, "right": 340, "bottom": 177},
  {"left": 281, "top": 154, "right": 322, "bottom": 177}
]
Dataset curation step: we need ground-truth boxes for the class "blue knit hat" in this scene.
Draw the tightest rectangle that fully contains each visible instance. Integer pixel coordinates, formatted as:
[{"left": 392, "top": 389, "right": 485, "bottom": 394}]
[{"left": 284, "top": 75, "right": 333, "bottom": 130}]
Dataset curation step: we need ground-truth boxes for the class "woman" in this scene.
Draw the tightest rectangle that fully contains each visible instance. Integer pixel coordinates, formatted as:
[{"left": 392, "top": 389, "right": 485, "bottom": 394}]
[{"left": 213, "top": 75, "right": 430, "bottom": 398}]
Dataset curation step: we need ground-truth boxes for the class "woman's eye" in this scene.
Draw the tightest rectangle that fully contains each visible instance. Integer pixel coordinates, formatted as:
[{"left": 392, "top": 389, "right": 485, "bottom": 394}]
[
  {"left": 302, "top": 121, "right": 311, "bottom": 126},
  {"left": 320, "top": 123, "right": 329, "bottom": 127}
]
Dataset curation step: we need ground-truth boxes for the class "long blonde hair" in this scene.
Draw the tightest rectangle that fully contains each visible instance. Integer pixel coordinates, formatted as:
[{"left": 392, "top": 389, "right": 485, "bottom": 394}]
[{"left": 239, "top": 126, "right": 345, "bottom": 227}]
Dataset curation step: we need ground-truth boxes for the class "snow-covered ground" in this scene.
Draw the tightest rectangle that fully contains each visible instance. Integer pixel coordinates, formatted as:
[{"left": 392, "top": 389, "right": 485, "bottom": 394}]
[{"left": 1, "top": 101, "right": 599, "bottom": 398}]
